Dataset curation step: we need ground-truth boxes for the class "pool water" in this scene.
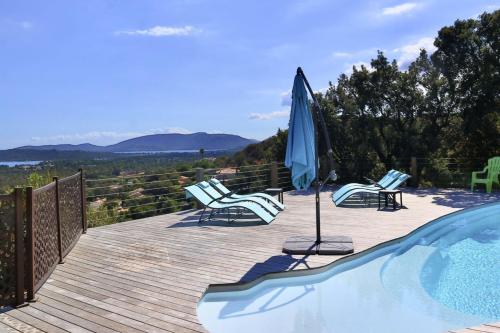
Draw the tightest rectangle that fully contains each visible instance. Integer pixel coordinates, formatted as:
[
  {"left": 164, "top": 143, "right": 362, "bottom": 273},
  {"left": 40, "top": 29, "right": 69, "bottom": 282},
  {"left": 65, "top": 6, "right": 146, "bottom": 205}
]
[{"left": 197, "top": 203, "right": 500, "bottom": 333}]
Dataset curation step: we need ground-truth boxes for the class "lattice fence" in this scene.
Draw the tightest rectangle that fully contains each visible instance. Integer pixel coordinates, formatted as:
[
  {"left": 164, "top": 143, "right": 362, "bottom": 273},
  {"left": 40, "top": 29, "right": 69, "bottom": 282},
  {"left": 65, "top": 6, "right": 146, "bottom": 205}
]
[
  {"left": 59, "top": 173, "right": 84, "bottom": 257},
  {"left": 0, "top": 171, "right": 86, "bottom": 308},
  {"left": 0, "top": 189, "right": 25, "bottom": 308},
  {"left": 0, "top": 194, "right": 16, "bottom": 306},
  {"left": 30, "top": 182, "right": 60, "bottom": 293},
  {"left": 26, "top": 171, "right": 86, "bottom": 296}
]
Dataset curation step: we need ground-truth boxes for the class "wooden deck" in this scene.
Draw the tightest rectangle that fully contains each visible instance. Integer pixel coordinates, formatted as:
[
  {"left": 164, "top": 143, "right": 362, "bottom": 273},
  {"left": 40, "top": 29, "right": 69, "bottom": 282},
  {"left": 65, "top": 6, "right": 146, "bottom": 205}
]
[{"left": 0, "top": 188, "right": 498, "bottom": 333}]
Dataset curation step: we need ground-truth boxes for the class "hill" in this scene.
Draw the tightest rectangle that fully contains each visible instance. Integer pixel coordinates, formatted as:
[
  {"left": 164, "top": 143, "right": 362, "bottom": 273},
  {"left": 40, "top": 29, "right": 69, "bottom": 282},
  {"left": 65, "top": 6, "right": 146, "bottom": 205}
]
[
  {"left": 13, "top": 133, "right": 258, "bottom": 153},
  {"left": 103, "top": 133, "right": 257, "bottom": 152},
  {"left": 17, "top": 143, "right": 103, "bottom": 152}
]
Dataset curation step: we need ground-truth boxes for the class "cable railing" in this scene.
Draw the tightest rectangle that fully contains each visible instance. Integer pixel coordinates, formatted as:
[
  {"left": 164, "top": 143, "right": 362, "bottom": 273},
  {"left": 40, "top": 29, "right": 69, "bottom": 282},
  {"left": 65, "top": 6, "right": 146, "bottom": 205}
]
[
  {"left": 85, "top": 162, "right": 291, "bottom": 227},
  {"left": 84, "top": 157, "right": 485, "bottom": 227}
]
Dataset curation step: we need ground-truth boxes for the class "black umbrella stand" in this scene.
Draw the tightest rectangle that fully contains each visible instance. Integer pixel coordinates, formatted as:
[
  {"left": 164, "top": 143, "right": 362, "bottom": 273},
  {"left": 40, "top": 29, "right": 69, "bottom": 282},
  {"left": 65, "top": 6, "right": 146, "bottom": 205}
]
[{"left": 282, "top": 67, "right": 354, "bottom": 255}]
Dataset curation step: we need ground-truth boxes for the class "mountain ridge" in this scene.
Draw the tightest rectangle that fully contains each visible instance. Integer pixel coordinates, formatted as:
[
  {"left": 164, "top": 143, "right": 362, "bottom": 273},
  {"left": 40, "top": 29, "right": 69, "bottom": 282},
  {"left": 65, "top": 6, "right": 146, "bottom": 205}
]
[{"left": 14, "top": 132, "right": 258, "bottom": 153}]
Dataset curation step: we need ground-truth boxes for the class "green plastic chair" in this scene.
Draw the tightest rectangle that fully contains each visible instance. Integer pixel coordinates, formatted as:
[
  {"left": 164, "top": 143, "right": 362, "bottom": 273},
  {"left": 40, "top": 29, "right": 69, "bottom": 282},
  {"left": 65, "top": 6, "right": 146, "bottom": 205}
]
[{"left": 471, "top": 157, "right": 500, "bottom": 193}]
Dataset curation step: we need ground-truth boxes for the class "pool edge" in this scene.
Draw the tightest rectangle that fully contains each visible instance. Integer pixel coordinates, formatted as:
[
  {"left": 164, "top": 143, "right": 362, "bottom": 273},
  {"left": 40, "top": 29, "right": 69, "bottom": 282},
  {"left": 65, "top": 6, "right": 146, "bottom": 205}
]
[{"left": 201, "top": 201, "right": 499, "bottom": 295}]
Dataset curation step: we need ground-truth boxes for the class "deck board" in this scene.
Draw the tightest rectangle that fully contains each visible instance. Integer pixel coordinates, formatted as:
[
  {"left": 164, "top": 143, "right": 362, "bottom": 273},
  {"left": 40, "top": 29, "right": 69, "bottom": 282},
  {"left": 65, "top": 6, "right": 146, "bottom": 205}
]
[{"left": 2, "top": 187, "right": 499, "bottom": 333}]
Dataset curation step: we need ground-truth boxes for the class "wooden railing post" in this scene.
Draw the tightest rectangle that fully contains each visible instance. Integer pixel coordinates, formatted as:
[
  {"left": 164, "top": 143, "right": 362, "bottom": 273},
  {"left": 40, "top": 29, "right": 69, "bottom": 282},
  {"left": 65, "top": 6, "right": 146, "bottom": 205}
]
[
  {"left": 14, "top": 187, "right": 26, "bottom": 307},
  {"left": 79, "top": 169, "right": 87, "bottom": 234},
  {"left": 53, "top": 177, "right": 64, "bottom": 264},
  {"left": 25, "top": 186, "right": 35, "bottom": 302},
  {"left": 195, "top": 168, "right": 205, "bottom": 209},
  {"left": 195, "top": 168, "right": 205, "bottom": 183},
  {"left": 410, "top": 157, "right": 418, "bottom": 187},
  {"left": 270, "top": 162, "right": 278, "bottom": 188}
]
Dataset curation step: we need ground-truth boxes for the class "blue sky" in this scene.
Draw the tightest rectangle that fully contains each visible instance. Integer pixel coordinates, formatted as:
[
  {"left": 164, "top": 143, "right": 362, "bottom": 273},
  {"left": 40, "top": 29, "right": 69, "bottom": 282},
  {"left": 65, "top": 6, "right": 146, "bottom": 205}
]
[{"left": 0, "top": 0, "right": 497, "bottom": 149}]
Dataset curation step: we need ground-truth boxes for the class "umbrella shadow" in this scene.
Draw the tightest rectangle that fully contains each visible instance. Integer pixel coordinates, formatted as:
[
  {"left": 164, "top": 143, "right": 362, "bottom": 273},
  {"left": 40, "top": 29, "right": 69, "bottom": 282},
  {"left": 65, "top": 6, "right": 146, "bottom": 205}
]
[
  {"left": 406, "top": 188, "right": 500, "bottom": 208},
  {"left": 167, "top": 209, "right": 267, "bottom": 228},
  {"left": 286, "top": 184, "right": 339, "bottom": 197},
  {"left": 217, "top": 254, "right": 313, "bottom": 319},
  {"left": 238, "top": 254, "right": 311, "bottom": 283}
]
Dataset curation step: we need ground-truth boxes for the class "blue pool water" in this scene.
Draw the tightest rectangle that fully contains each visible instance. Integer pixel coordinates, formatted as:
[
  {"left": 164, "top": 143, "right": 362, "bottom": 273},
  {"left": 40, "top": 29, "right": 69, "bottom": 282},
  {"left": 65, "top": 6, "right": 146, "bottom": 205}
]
[{"left": 197, "top": 203, "right": 500, "bottom": 333}]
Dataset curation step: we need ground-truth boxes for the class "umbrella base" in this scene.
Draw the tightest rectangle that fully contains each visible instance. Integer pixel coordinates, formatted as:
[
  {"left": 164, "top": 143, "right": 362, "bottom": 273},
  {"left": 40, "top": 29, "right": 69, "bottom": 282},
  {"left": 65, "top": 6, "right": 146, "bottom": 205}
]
[{"left": 282, "top": 235, "right": 354, "bottom": 255}]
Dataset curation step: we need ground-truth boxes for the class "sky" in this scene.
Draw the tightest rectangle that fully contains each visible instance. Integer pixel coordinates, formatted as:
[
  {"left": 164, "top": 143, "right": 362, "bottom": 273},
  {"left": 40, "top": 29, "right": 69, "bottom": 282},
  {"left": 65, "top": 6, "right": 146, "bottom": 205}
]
[{"left": 0, "top": 0, "right": 498, "bottom": 149}]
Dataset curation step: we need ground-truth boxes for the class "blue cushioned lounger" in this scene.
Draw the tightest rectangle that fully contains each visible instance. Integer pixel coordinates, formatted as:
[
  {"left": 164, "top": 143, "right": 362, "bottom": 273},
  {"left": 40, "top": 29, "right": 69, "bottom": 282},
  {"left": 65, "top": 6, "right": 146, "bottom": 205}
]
[
  {"left": 197, "top": 181, "right": 279, "bottom": 216},
  {"left": 185, "top": 184, "right": 275, "bottom": 224},
  {"left": 332, "top": 170, "right": 402, "bottom": 203},
  {"left": 208, "top": 178, "right": 285, "bottom": 210},
  {"left": 333, "top": 173, "right": 411, "bottom": 206}
]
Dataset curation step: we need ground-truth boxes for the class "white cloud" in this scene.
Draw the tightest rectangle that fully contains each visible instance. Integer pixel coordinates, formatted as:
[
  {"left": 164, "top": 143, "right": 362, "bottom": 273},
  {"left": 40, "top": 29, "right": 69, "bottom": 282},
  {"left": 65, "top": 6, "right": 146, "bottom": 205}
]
[
  {"left": 331, "top": 48, "right": 382, "bottom": 60},
  {"left": 30, "top": 127, "right": 194, "bottom": 145},
  {"left": 115, "top": 25, "right": 201, "bottom": 37},
  {"left": 344, "top": 61, "right": 372, "bottom": 74},
  {"left": 483, "top": 4, "right": 499, "bottom": 11},
  {"left": 382, "top": 2, "right": 418, "bottom": 15},
  {"left": 315, "top": 87, "right": 329, "bottom": 94},
  {"left": 19, "top": 21, "right": 33, "bottom": 29},
  {"left": 278, "top": 86, "right": 327, "bottom": 107},
  {"left": 332, "top": 52, "right": 352, "bottom": 57},
  {"left": 31, "top": 131, "right": 143, "bottom": 144},
  {"left": 394, "top": 37, "right": 436, "bottom": 67},
  {"left": 2, "top": 19, "right": 34, "bottom": 30},
  {"left": 280, "top": 90, "right": 292, "bottom": 106},
  {"left": 249, "top": 110, "right": 289, "bottom": 121},
  {"left": 165, "top": 127, "right": 192, "bottom": 134}
]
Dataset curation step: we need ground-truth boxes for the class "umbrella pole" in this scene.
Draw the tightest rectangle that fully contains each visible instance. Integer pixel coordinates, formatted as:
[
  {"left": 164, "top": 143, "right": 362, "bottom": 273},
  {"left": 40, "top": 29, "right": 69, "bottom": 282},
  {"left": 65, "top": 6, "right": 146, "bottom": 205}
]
[
  {"left": 282, "top": 67, "right": 353, "bottom": 255},
  {"left": 313, "top": 106, "right": 321, "bottom": 245},
  {"left": 301, "top": 66, "right": 327, "bottom": 245}
]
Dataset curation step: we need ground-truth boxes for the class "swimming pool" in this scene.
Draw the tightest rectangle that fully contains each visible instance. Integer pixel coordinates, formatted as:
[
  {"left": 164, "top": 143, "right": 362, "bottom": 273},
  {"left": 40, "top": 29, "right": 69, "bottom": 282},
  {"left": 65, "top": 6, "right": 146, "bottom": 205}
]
[{"left": 197, "top": 202, "right": 500, "bottom": 333}]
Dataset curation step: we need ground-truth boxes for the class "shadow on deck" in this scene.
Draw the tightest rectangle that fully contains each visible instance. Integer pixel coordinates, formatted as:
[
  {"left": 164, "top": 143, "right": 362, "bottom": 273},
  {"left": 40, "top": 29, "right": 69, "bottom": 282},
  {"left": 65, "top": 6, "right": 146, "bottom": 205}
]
[{"left": 1, "top": 188, "right": 498, "bottom": 333}]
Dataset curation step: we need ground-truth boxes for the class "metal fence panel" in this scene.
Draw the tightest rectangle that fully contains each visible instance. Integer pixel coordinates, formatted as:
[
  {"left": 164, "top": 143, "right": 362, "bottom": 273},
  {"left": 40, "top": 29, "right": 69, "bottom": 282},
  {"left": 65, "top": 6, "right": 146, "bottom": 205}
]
[
  {"left": 31, "top": 182, "right": 59, "bottom": 293},
  {"left": 59, "top": 173, "right": 83, "bottom": 257},
  {"left": 0, "top": 194, "right": 16, "bottom": 306}
]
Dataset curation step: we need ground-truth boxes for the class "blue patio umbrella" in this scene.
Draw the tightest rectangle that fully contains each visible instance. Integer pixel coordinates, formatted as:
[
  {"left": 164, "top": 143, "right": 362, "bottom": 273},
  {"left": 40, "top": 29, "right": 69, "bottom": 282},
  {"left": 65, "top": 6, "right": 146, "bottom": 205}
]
[
  {"left": 285, "top": 74, "right": 316, "bottom": 190},
  {"left": 282, "top": 67, "right": 353, "bottom": 255}
]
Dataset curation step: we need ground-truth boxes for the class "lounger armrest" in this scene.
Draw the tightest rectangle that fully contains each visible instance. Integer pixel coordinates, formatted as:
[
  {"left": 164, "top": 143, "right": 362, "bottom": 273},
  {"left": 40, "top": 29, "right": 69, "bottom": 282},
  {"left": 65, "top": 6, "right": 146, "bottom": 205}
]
[
  {"left": 232, "top": 186, "right": 250, "bottom": 194},
  {"left": 219, "top": 190, "right": 237, "bottom": 199},
  {"left": 363, "top": 177, "right": 376, "bottom": 184}
]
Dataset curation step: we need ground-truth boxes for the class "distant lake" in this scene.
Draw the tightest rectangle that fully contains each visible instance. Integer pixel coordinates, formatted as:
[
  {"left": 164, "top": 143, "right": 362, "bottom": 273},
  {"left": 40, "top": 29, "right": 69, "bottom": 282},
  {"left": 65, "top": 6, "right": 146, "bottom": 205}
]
[{"left": 0, "top": 161, "right": 42, "bottom": 167}]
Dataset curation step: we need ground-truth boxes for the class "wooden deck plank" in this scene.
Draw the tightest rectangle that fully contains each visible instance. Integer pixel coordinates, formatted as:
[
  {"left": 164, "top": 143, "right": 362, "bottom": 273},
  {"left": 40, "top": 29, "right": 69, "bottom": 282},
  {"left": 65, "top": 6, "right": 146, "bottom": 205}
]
[
  {"left": 16, "top": 306, "right": 94, "bottom": 333},
  {"left": 36, "top": 296, "right": 143, "bottom": 333},
  {"left": 37, "top": 289, "right": 157, "bottom": 333},
  {"left": 0, "top": 320, "right": 22, "bottom": 333},
  {"left": 0, "top": 313, "right": 44, "bottom": 333},
  {"left": 6, "top": 310, "right": 69, "bottom": 333},
  {"left": 48, "top": 272, "right": 202, "bottom": 327},
  {"left": 28, "top": 302, "right": 119, "bottom": 333},
  {"left": 41, "top": 285, "right": 175, "bottom": 333},
  {"left": 2, "top": 188, "right": 497, "bottom": 333}
]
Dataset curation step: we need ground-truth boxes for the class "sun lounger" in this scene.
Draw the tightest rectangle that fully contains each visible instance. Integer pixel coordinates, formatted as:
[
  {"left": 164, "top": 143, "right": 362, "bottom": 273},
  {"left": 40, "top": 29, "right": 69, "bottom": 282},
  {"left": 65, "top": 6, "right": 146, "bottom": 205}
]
[
  {"left": 185, "top": 184, "right": 275, "bottom": 224},
  {"left": 208, "top": 178, "right": 285, "bottom": 210},
  {"left": 332, "top": 170, "right": 402, "bottom": 202},
  {"left": 196, "top": 181, "right": 279, "bottom": 216},
  {"left": 333, "top": 173, "right": 411, "bottom": 206}
]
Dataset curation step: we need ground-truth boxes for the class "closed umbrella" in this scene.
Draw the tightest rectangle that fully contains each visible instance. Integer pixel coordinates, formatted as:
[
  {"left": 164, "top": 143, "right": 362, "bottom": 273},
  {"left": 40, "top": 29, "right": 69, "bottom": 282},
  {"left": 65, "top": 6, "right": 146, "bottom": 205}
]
[
  {"left": 282, "top": 67, "right": 353, "bottom": 255},
  {"left": 285, "top": 73, "right": 316, "bottom": 190}
]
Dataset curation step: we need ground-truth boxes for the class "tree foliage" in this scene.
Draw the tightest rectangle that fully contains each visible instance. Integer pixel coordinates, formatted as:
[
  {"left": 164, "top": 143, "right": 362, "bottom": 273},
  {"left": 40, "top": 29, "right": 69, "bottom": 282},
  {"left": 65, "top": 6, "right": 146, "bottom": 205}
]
[{"left": 237, "top": 11, "right": 500, "bottom": 185}]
